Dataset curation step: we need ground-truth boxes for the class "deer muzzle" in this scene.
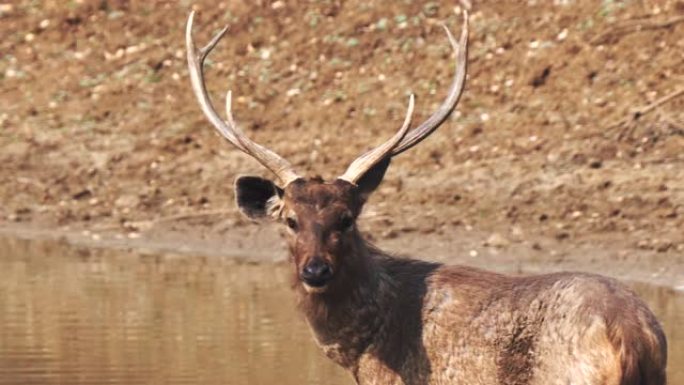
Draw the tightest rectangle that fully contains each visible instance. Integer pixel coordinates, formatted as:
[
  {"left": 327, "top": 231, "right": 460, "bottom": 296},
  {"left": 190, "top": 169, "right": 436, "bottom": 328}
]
[{"left": 300, "top": 257, "right": 333, "bottom": 290}]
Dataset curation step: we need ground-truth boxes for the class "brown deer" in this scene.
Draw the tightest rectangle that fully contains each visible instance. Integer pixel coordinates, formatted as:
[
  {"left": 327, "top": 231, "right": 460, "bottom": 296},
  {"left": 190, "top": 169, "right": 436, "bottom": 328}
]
[{"left": 185, "top": 11, "right": 667, "bottom": 385}]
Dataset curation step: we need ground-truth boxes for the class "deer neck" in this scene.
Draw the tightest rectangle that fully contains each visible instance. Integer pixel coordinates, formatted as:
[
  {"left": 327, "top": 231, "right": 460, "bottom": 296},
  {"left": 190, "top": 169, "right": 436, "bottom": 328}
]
[{"left": 295, "top": 241, "right": 398, "bottom": 370}]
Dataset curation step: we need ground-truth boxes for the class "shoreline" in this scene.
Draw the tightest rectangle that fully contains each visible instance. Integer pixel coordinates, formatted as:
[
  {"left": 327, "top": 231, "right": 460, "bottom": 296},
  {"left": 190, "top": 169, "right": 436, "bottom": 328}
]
[{"left": 2, "top": 222, "right": 681, "bottom": 290}]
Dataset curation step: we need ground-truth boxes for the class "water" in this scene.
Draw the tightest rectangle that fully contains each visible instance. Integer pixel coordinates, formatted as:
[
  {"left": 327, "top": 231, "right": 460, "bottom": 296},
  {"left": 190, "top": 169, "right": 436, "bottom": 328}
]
[{"left": 0, "top": 236, "right": 681, "bottom": 384}]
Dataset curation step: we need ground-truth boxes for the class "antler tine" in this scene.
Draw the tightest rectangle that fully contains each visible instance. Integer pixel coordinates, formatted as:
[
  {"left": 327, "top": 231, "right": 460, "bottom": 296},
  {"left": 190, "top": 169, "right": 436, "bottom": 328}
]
[
  {"left": 337, "top": 12, "right": 468, "bottom": 185},
  {"left": 390, "top": 11, "right": 469, "bottom": 156},
  {"left": 338, "top": 94, "right": 415, "bottom": 184},
  {"left": 186, "top": 11, "right": 301, "bottom": 186}
]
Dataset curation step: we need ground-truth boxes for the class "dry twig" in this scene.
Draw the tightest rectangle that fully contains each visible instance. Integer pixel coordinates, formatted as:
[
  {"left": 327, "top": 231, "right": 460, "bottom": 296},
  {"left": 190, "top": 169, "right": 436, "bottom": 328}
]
[
  {"left": 608, "top": 87, "right": 684, "bottom": 139},
  {"left": 93, "top": 209, "right": 233, "bottom": 231},
  {"left": 591, "top": 15, "right": 684, "bottom": 45},
  {"left": 152, "top": 209, "right": 233, "bottom": 223}
]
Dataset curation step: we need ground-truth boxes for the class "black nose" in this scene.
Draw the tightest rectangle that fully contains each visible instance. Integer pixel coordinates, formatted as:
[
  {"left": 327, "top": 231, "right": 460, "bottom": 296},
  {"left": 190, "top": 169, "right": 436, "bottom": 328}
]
[{"left": 300, "top": 258, "right": 333, "bottom": 287}]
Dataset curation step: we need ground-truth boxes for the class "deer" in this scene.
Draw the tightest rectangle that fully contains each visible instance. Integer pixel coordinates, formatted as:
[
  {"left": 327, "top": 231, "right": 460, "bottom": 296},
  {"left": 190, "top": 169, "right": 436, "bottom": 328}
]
[{"left": 185, "top": 11, "right": 667, "bottom": 385}]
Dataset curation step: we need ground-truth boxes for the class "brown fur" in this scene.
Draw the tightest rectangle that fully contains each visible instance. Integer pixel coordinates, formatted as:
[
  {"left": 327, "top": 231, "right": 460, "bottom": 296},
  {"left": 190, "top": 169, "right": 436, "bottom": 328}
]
[{"left": 245, "top": 178, "right": 668, "bottom": 385}]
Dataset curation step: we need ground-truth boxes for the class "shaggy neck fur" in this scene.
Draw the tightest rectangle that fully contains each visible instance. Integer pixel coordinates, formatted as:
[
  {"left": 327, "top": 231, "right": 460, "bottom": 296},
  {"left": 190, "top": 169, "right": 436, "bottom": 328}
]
[{"left": 294, "top": 230, "right": 439, "bottom": 379}]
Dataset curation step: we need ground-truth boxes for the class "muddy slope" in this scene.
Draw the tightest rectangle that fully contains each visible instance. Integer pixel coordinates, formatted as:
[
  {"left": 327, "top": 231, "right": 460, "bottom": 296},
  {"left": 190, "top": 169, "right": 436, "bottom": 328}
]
[{"left": 1, "top": 1, "right": 682, "bottom": 283}]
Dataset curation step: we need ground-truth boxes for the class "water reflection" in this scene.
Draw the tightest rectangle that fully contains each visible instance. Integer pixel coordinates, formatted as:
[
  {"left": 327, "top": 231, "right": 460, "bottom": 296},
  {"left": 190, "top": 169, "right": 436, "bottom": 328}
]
[
  {"left": 0, "top": 237, "right": 349, "bottom": 385},
  {"left": 0, "top": 236, "right": 680, "bottom": 384}
]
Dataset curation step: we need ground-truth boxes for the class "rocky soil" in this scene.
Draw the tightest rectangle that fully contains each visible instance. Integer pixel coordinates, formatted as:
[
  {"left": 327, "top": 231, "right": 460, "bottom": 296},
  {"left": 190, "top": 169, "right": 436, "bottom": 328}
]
[{"left": 1, "top": 0, "right": 683, "bottom": 285}]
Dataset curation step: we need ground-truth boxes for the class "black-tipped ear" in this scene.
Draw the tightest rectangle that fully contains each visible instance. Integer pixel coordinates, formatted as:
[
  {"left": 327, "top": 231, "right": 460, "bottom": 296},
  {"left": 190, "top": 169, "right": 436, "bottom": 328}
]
[
  {"left": 235, "top": 176, "right": 283, "bottom": 219},
  {"left": 356, "top": 157, "right": 391, "bottom": 201}
]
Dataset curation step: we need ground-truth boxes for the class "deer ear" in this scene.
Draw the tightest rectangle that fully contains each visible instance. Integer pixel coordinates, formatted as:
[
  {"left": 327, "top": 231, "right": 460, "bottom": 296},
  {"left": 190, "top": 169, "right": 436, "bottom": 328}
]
[
  {"left": 355, "top": 157, "right": 391, "bottom": 202},
  {"left": 234, "top": 176, "right": 284, "bottom": 220}
]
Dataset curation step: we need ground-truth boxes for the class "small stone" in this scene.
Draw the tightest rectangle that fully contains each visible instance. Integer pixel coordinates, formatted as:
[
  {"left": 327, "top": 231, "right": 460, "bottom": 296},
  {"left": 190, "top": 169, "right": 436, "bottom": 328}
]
[
  {"left": 655, "top": 242, "right": 673, "bottom": 253},
  {"left": 511, "top": 226, "right": 524, "bottom": 238},
  {"left": 125, "top": 44, "right": 142, "bottom": 55},
  {"left": 0, "top": 4, "right": 14, "bottom": 14},
  {"left": 115, "top": 194, "right": 140, "bottom": 208},
  {"left": 555, "top": 232, "right": 570, "bottom": 240},
  {"left": 589, "top": 159, "right": 603, "bottom": 169},
  {"left": 286, "top": 88, "right": 301, "bottom": 97},
  {"left": 556, "top": 29, "right": 568, "bottom": 41},
  {"left": 485, "top": 233, "right": 510, "bottom": 248},
  {"left": 123, "top": 220, "right": 153, "bottom": 231}
]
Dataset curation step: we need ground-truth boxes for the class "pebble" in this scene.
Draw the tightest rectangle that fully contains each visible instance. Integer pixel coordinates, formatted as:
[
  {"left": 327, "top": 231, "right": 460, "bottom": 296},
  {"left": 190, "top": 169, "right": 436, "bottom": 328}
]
[
  {"left": 0, "top": 4, "right": 13, "bottom": 14},
  {"left": 485, "top": 233, "right": 510, "bottom": 248},
  {"left": 286, "top": 88, "right": 301, "bottom": 97},
  {"left": 556, "top": 29, "right": 568, "bottom": 41},
  {"left": 115, "top": 194, "right": 140, "bottom": 208}
]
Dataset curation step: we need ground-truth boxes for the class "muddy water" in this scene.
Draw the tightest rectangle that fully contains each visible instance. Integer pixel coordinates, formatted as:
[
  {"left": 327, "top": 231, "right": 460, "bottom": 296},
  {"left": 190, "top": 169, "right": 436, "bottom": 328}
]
[{"left": 0, "top": 236, "right": 681, "bottom": 385}]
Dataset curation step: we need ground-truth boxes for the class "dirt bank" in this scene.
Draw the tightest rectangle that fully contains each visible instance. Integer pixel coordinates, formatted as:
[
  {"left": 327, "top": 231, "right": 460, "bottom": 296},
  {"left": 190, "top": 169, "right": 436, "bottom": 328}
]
[{"left": 1, "top": 1, "right": 683, "bottom": 285}]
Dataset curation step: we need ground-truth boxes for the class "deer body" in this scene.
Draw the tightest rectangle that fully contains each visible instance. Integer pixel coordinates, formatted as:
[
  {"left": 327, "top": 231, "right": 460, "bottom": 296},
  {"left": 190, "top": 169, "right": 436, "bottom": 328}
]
[
  {"left": 184, "top": 11, "right": 667, "bottom": 385},
  {"left": 297, "top": 252, "right": 667, "bottom": 385}
]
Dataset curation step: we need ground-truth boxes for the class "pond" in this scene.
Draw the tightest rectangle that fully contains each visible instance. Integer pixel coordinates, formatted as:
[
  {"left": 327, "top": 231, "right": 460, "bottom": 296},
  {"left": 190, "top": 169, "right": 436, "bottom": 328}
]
[{"left": 0, "top": 236, "right": 680, "bottom": 384}]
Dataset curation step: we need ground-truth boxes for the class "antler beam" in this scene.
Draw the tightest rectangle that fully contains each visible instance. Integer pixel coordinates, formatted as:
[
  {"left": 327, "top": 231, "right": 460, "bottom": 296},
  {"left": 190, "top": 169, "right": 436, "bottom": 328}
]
[
  {"left": 338, "top": 94, "right": 415, "bottom": 184},
  {"left": 186, "top": 11, "right": 301, "bottom": 186},
  {"left": 391, "top": 12, "right": 469, "bottom": 155},
  {"left": 337, "top": 11, "right": 469, "bottom": 184}
]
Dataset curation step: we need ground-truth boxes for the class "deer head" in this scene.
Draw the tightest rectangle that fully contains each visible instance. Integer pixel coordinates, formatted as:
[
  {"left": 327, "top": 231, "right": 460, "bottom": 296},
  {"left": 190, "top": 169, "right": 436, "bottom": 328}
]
[{"left": 186, "top": 11, "right": 469, "bottom": 294}]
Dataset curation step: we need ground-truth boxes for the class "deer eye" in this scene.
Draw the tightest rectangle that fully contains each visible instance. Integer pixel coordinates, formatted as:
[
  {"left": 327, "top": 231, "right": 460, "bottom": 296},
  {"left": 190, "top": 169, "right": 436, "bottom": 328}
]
[
  {"left": 285, "top": 217, "right": 299, "bottom": 232},
  {"left": 338, "top": 215, "right": 354, "bottom": 232}
]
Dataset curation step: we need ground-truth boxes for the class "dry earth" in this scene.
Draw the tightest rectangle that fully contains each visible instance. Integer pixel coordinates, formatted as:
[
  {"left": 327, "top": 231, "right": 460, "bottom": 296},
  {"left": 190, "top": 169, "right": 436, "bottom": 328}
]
[{"left": 1, "top": 0, "right": 683, "bottom": 285}]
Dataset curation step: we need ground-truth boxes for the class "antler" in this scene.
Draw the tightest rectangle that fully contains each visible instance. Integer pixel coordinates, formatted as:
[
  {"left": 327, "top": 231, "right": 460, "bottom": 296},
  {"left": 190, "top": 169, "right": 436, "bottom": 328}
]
[
  {"left": 186, "top": 11, "right": 302, "bottom": 186},
  {"left": 338, "top": 94, "right": 415, "bottom": 184},
  {"left": 338, "top": 11, "right": 469, "bottom": 184},
  {"left": 392, "top": 12, "right": 469, "bottom": 155}
]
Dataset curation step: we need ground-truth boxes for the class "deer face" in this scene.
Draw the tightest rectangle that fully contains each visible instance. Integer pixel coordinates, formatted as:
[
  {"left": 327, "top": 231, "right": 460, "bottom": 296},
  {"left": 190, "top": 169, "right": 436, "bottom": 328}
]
[
  {"left": 279, "top": 179, "right": 358, "bottom": 292},
  {"left": 235, "top": 160, "right": 390, "bottom": 293}
]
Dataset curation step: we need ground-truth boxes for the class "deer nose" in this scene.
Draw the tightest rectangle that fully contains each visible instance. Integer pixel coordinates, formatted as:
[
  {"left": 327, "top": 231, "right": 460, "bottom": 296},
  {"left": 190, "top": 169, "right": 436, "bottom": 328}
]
[{"left": 300, "top": 258, "right": 333, "bottom": 287}]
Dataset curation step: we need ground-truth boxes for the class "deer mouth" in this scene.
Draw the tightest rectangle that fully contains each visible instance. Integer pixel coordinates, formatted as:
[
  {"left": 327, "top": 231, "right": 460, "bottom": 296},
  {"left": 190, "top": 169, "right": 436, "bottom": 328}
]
[
  {"left": 302, "top": 281, "right": 329, "bottom": 293},
  {"left": 301, "top": 274, "right": 332, "bottom": 293}
]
